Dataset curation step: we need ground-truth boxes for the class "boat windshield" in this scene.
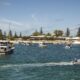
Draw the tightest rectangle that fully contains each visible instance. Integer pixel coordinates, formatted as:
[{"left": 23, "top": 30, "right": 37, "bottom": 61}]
[{"left": 0, "top": 42, "right": 9, "bottom": 46}]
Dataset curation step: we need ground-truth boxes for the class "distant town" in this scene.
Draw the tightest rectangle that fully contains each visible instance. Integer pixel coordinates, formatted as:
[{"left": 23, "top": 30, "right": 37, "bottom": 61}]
[{"left": 0, "top": 27, "right": 80, "bottom": 44}]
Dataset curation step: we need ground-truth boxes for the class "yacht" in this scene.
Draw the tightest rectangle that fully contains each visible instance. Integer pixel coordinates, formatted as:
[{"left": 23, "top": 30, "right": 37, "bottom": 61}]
[{"left": 0, "top": 40, "right": 14, "bottom": 54}]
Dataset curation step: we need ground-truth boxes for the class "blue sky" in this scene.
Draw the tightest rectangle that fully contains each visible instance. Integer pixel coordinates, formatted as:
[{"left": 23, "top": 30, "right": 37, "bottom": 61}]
[{"left": 0, "top": 0, "right": 80, "bottom": 35}]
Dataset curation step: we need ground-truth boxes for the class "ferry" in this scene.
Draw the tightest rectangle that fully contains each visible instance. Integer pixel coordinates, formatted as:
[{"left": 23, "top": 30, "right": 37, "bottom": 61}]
[{"left": 0, "top": 40, "right": 15, "bottom": 55}]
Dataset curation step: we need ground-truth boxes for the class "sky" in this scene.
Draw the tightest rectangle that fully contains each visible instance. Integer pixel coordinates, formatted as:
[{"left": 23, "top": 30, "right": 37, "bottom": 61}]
[{"left": 0, "top": 0, "right": 80, "bottom": 35}]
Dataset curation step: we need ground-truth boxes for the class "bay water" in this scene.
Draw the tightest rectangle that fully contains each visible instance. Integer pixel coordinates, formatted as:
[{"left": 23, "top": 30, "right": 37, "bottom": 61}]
[{"left": 0, "top": 44, "right": 80, "bottom": 80}]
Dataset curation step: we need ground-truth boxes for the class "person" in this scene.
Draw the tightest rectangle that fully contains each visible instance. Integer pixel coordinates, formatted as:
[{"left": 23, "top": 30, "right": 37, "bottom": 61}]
[{"left": 74, "top": 58, "right": 77, "bottom": 62}]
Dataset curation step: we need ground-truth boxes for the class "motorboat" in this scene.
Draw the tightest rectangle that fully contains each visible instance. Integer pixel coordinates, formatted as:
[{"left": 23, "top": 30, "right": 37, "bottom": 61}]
[
  {"left": 65, "top": 45, "right": 70, "bottom": 49},
  {"left": 38, "top": 42, "right": 47, "bottom": 48},
  {"left": 0, "top": 40, "right": 15, "bottom": 54},
  {"left": 65, "top": 44, "right": 71, "bottom": 49},
  {"left": 72, "top": 58, "right": 80, "bottom": 65}
]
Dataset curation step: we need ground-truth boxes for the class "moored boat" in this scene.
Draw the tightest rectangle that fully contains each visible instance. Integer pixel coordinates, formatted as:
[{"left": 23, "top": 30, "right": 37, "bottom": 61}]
[
  {"left": 0, "top": 40, "right": 15, "bottom": 55},
  {"left": 38, "top": 42, "right": 47, "bottom": 48},
  {"left": 65, "top": 45, "right": 70, "bottom": 49},
  {"left": 65, "top": 43, "right": 71, "bottom": 49}
]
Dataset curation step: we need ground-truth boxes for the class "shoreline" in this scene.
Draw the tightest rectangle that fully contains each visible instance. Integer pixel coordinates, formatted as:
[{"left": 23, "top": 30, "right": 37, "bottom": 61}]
[{"left": 10, "top": 40, "right": 80, "bottom": 44}]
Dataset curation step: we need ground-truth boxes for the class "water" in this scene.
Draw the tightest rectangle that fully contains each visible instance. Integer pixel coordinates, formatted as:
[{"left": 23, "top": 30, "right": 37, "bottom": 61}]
[{"left": 0, "top": 44, "right": 80, "bottom": 80}]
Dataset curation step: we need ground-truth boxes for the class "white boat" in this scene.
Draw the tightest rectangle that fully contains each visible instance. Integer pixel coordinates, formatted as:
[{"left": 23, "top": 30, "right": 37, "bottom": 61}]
[
  {"left": 38, "top": 42, "right": 47, "bottom": 48},
  {"left": 0, "top": 40, "right": 14, "bottom": 54},
  {"left": 72, "top": 58, "right": 80, "bottom": 65},
  {"left": 65, "top": 43, "right": 71, "bottom": 49},
  {"left": 65, "top": 45, "right": 71, "bottom": 49}
]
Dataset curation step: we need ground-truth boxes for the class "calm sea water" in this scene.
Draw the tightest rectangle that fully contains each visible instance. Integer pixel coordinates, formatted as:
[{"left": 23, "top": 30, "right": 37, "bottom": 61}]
[{"left": 0, "top": 44, "right": 80, "bottom": 80}]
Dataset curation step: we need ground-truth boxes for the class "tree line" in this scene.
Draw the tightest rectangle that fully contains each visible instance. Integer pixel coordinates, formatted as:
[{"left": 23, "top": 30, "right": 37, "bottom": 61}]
[
  {"left": 0, "top": 29, "right": 22, "bottom": 40},
  {"left": 32, "top": 27, "right": 80, "bottom": 37},
  {"left": 0, "top": 27, "right": 80, "bottom": 40}
]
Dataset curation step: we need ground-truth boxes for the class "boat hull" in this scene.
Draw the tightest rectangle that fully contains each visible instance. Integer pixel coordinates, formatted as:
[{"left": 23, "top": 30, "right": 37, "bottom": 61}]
[{"left": 0, "top": 48, "right": 14, "bottom": 55}]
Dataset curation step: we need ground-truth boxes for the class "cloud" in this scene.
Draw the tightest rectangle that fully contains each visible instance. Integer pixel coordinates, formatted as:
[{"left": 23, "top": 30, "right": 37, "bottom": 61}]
[
  {"left": 0, "top": 16, "right": 65, "bottom": 35},
  {"left": 0, "top": 18, "right": 24, "bottom": 34},
  {"left": 31, "top": 14, "right": 40, "bottom": 25},
  {"left": 1, "top": 18, "right": 23, "bottom": 26},
  {"left": 0, "top": 18, "right": 39, "bottom": 35},
  {"left": 31, "top": 14, "right": 49, "bottom": 28}
]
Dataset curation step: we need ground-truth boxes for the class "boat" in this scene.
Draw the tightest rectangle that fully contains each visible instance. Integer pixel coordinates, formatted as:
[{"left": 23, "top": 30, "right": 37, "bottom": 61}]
[
  {"left": 38, "top": 42, "right": 47, "bottom": 48},
  {"left": 65, "top": 44, "right": 71, "bottom": 49},
  {"left": 0, "top": 40, "right": 15, "bottom": 55},
  {"left": 65, "top": 45, "right": 70, "bottom": 49},
  {"left": 72, "top": 58, "right": 80, "bottom": 65}
]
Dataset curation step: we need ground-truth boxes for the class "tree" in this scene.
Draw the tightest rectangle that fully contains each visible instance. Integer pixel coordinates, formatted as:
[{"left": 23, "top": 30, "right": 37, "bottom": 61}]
[
  {"left": 8, "top": 30, "right": 13, "bottom": 40},
  {"left": 14, "top": 31, "right": 18, "bottom": 38},
  {"left": 45, "top": 33, "right": 51, "bottom": 36},
  {"left": 0, "top": 29, "right": 3, "bottom": 40},
  {"left": 40, "top": 27, "right": 43, "bottom": 35},
  {"left": 76, "top": 27, "right": 80, "bottom": 37},
  {"left": 54, "top": 30, "right": 63, "bottom": 37},
  {"left": 19, "top": 32, "right": 22, "bottom": 38},
  {"left": 66, "top": 28, "right": 70, "bottom": 37},
  {"left": 32, "top": 30, "right": 40, "bottom": 36},
  {"left": 3, "top": 31, "right": 6, "bottom": 40}
]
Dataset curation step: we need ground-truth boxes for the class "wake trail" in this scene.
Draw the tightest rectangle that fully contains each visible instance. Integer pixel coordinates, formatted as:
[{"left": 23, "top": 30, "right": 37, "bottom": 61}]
[{"left": 0, "top": 62, "right": 74, "bottom": 69}]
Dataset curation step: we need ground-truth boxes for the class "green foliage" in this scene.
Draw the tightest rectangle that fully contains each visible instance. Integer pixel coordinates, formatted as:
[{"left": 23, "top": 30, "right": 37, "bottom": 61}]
[
  {"left": 3, "top": 31, "right": 6, "bottom": 40},
  {"left": 0, "top": 29, "right": 3, "bottom": 40},
  {"left": 19, "top": 32, "right": 22, "bottom": 38},
  {"left": 40, "top": 27, "right": 43, "bottom": 35},
  {"left": 14, "top": 31, "right": 18, "bottom": 38},
  {"left": 54, "top": 30, "right": 63, "bottom": 37},
  {"left": 45, "top": 33, "right": 51, "bottom": 36},
  {"left": 8, "top": 30, "right": 13, "bottom": 40},
  {"left": 32, "top": 30, "right": 40, "bottom": 36},
  {"left": 66, "top": 28, "right": 70, "bottom": 37},
  {"left": 76, "top": 27, "right": 80, "bottom": 37}
]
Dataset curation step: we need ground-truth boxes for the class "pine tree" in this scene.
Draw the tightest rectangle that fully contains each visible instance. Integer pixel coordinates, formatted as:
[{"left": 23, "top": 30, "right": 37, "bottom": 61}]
[
  {"left": 66, "top": 28, "right": 70, "bottom": 37},
  {"left": 76, "top": 27, "right": 80, "bottom": 37},
  {"left": 8, "top": 30, "right": 13, "bottom": 40},
  {"left": 0, "top": 29, "right": 3, "bottom": 40},
  {"left": 3, "top": 31, "right": 6, "bottom": 40},
  {"left": 19, "top": 32, "right": 22, "bottom": 38},
  {"left": 14, "top": 31, "right": 18, "bottom": 38},
  {"left": 40, "top": 27, "right": 43, "bottom": 35}
]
